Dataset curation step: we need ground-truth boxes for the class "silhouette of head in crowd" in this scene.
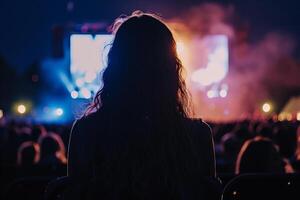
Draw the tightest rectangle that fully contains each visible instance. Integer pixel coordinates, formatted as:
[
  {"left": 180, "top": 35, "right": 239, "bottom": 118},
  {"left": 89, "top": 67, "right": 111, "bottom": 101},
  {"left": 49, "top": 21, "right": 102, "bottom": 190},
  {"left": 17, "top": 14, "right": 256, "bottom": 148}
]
[
  {"left": 296, "top": 126, "right": 300, "bottom": 160},
  {"left": 38, "top": 133, "right": 67, "bottom": 165},
  {"left": 274, "top": 125, "right": 297, "bottom": 159},
  {"left": 17, "top": 141, "right": 40, "bottom": 166},
  {"left": 235, "top": 136, "right": 285, "bottom": 174}
]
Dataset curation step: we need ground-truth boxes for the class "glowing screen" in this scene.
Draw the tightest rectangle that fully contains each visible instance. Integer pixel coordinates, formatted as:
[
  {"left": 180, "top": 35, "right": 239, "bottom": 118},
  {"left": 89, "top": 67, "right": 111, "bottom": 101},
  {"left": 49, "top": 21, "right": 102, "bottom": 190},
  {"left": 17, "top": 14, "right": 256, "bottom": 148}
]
[
  {"left": 70, "top": 34, "right": 114, "bottom": 98},
  {"left": 190, "top": 35, "right": 229, "bottom": 86},
  {"left": 69, "top": 34, "right": 228, "bottom": 99}
]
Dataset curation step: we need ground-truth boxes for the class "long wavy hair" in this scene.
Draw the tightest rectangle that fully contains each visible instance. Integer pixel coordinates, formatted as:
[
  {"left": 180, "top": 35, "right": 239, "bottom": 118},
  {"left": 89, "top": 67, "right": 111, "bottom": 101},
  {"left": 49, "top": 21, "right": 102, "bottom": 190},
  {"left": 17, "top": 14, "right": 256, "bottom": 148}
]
[
  {"left": 85, "top": 12, "right": 201, "bottom": 199},
  {"left": 87, "top": 11, "right": 191, "bottom": 118}
]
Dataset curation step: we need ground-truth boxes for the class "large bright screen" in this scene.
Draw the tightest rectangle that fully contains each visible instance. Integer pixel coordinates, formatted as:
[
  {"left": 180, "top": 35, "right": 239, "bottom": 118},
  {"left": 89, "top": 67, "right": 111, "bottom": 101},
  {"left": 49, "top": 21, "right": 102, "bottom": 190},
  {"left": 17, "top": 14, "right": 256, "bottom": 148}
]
[
  {"left": 69, "top": 34, "right": 228, "bottom": 99},
  {"left": 190, "top": 35, "right": 229, "bottom": 87},
  {"left": 70, "top": 34, "right": 114, "bottom": 99}
]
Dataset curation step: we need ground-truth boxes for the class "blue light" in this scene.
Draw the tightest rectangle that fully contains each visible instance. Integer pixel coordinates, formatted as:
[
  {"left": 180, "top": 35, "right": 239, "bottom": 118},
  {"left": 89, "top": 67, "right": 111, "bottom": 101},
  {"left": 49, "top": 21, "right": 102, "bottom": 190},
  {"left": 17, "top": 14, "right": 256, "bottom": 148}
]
[
  {"left": 55, "top": 108, "right": 64, "bottom": 116},
  {"left": 71, "top": 91, "right": 79, "bottom": 99}
]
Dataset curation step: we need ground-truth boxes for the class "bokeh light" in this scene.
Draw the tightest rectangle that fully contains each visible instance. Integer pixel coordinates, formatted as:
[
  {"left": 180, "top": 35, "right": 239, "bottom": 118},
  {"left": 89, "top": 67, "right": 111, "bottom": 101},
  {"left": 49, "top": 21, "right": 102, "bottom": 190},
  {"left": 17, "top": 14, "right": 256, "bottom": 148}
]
[
  {"left": 55, "top": 108, "right": 64, "bottom": 116},
  {"left": 207, "top": 90, "right": 218, "bottom": 98},
  {"left": 262, "top": 103, "right": 272, "bottom": 113},
  {"left": 81, "top": 88, "right": 92, "bottom": 99},
  {"left": 219, "top": 89, "right": 227, "bottom": 98},
  {"left": 71, "top": 91, "right": 79, "bottom": 99},
  {"left": 0, "top": 109, "right": 3, "bottom": 119},
  {"left": 75, "top": 78, "right": 84, "bottom": 87},
  {"left": 286, "top": 113, "right": 293, "bottom": 121},
  {"left": 17, "top": 104, "right": 26, "bottom": 114}
]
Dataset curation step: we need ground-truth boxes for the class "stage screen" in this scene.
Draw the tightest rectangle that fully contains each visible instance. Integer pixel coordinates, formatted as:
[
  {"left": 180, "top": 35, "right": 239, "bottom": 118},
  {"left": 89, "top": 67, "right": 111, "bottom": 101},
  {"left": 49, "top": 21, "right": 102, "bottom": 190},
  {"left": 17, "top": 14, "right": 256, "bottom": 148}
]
[
  {"left": 189, "top": 35, "right": 229, "bottom": 87},
  {"left": 70, "top": 34, "right": 114, "bottom": 98},
  {"left": 69, "top": 34, "right": 228, "bottom": 99}
]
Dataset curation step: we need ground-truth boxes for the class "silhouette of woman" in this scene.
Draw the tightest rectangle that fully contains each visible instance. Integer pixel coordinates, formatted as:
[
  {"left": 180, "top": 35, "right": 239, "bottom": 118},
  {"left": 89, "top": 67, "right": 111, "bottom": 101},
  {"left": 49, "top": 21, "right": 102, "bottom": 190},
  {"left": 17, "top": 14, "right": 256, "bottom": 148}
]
[{"left": 68, "top": 11, "right": 216, "bottom": 199}]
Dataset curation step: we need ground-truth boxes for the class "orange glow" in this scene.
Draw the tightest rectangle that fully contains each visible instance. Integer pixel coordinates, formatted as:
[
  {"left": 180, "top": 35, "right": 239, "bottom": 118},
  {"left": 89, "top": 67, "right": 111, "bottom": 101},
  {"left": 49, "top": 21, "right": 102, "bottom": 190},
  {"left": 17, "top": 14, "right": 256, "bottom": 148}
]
[{"left": 297, "top": 112, "right": 300, "bottom": 121}]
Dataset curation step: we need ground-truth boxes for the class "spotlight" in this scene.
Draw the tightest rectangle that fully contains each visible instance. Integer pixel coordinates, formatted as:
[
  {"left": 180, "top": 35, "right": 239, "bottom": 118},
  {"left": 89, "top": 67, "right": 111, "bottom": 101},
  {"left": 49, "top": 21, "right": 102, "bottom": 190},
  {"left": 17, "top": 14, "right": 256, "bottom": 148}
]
[
  {"left": 81, "top": 88, "right": 92, "bottom": 99},
  {"left": 262, "top": 103, "right": 271, "bottom": 113},
  {"left": 0, "top": 109, "right": 3, "bottom": 119},
  {"left": 17, "top": 104, "right": 26, "bottom": 114},
  {"left": 297, "top": 112, "right": 300, "bottom": 121},
  {"left": 75, "top": 78, "right": 84, "bottom": 87},
  {"left": 71, "top": 90, "right": 79, "bottom": 99},
  {"left": 219, "top": 89, "right": 227, "bottom": 98},
  {"left": 207, "top": 90, "right": 217, "bottom": 99},
  {"left": 55, "top": 108, "right": 64, "bottom": 116}
]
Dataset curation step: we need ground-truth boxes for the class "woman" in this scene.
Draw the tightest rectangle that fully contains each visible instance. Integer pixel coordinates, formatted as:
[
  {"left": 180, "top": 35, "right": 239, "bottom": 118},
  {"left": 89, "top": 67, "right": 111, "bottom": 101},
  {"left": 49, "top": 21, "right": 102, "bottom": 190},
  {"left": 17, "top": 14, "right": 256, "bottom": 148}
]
[{"left": 68, "top": 11, "right": 216, "bottom": 199}]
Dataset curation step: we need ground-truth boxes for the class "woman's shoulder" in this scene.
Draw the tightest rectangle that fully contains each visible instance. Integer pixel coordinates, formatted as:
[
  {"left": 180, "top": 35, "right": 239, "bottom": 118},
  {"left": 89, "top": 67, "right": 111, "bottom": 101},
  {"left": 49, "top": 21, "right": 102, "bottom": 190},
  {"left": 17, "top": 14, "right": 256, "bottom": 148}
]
[
  {"left": 70, "top": 111, "right": 105, "bottom": 145},
  {"left": 183, "top": 118, "right": 216, "bottom": 177},
  {"left": 183, "top": 118, "right": 212, "bottom": 137},
  {"left": 73, "top": 111, "right": 103, "bottom": 130}
]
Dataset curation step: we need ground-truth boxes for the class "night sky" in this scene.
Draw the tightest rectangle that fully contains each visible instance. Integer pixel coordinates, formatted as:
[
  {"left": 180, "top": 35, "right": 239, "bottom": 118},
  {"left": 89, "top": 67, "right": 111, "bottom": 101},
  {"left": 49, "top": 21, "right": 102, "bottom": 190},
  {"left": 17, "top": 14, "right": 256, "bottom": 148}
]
[{"left": 0, "top": 0, "right": 300, "bottom": 70}]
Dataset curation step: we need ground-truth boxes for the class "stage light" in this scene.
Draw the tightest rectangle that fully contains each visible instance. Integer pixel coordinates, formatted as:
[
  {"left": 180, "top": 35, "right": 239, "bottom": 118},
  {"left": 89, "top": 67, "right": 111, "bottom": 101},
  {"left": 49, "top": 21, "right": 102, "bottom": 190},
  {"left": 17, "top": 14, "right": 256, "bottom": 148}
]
[
  {"left": 81, "top": 88, "right": 92, "bottom": 99},
  {"left": 278, "top": 112, "right": 292, "bottom": 121},
  {"left": 278, "top": 113, "right": 285, "bottom": 121},
  {"left": 17, "top": 104, "right": 26, "bottom": 114},
  {"left": 0, "top": 109, "right": 3, "bottom": 119},
  {"left": 262, "top": 103, "right": 271, "bottom": 113},
  {"left": 75, "top": 78, "right": 84, "bottom": 87},
  {"left": 71, "top": 91, "right": 79, "bottom": 99},
  {"left": 297, "top": 112, "right": 300, "bottom": 121},
  {"left": 286, "top": 113, "right": 292, "bottom": 121},
  {"left": 58, "top": 71, "right": 75, "bottom": 93},
  {"left": 219, "top": 89, "right": 227, "bottom": 98},
  {"left": 55, "top": 108, "right": 64, "bottom": 116},
  {"left": 207, "top": 90, "right": 218, "bottom": 99}
]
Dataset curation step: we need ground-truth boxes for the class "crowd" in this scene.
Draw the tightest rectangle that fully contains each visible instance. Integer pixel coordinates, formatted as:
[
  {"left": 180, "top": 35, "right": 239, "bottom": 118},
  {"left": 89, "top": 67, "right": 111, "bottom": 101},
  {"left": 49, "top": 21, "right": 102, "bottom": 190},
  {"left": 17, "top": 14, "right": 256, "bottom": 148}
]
[
  {"left": 0, "top": 117, "right": 299, "bottom": 198},
  {"left": 1, "top": 118, "right": 300, "bottom": 179},
  {"left": 0, "top": 119, "right": 70, "bottom": 193},
  {"left": 212, "top": 119, "right": 300, "bottom": 174}
]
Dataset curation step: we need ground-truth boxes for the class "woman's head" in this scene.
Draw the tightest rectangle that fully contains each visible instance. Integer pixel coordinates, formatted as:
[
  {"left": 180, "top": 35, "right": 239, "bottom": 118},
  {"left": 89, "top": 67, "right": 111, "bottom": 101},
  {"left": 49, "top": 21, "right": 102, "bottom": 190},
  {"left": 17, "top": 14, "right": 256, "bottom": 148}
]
[{"left": 90, "top": 11, "right": 190, "bottom": 118}]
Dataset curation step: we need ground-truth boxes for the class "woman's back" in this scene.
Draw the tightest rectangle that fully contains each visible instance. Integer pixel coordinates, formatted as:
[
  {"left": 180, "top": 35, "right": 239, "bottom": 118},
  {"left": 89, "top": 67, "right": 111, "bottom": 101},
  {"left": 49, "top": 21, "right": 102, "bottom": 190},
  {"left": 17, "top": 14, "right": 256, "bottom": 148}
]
[
  {"left": 68, "top": 110, "right": 216, "bottom": 199},
  {"left": 67, "top": 11, "right": 217, "bottom": 199}
]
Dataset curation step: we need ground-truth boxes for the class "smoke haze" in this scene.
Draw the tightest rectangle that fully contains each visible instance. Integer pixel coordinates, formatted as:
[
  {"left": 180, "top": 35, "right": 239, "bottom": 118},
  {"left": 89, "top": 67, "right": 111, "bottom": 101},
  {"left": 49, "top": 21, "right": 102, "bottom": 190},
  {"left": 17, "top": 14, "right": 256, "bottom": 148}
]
[{"left": 167, "top": 3, "right": 300, "bottom": 121}]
